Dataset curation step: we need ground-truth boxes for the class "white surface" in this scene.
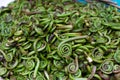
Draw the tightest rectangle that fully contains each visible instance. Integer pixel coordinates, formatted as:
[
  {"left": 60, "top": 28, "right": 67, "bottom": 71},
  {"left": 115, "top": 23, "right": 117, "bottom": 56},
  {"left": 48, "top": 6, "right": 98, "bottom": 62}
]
[
  {"left": 0, "top": 77, "right": 4, "bottom": 80},
  {"left": 0, "top": 0, "right": 15, "bottom": 8}
]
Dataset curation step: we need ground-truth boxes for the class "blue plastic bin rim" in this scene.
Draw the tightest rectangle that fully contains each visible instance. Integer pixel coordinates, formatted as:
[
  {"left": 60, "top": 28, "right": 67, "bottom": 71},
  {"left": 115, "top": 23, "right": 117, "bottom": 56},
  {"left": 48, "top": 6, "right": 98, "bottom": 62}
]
[{"left": 77, "top": 0, "right": 120, "bottom": 6}]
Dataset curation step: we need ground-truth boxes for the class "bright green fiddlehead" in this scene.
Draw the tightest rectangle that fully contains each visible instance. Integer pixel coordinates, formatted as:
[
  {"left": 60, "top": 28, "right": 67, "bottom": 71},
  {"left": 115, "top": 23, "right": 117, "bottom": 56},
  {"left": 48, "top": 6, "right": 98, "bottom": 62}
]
[{"left": 0, "top": 66, "right": 7, "bottom": 76}]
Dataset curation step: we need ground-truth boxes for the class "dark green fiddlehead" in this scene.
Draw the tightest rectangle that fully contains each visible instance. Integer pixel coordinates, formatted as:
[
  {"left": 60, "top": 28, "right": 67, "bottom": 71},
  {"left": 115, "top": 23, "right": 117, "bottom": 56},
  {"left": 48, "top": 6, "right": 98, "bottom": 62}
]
[
  {"left": 21, "top": 56, "right": 40, "bottom": 78},
  {"left": 113, "top": 64, "right": 120, "bottom": 73},
  {"left": 25, "top": 59, "right": 35, "bottom": 71},
  {"left": 28, "top": 40, "right": 46, "bottom": 56},
  {"left": 58, "top": 43, "right": 72, "bottom": 57},
  {"left": 0, "top": 49, "right": 13, "bottom": 62},
  {"left": 100, "top": 60, "right": 114, "bottom": 74},
  {"left": 65, "top": 55, "right": 78, "bottom": 74},
  {"left": 91, "top": 47, "right": 104, "bottom": 63},
  {"left": 69, "top": 69, "right": 82, "bottom": 80}
]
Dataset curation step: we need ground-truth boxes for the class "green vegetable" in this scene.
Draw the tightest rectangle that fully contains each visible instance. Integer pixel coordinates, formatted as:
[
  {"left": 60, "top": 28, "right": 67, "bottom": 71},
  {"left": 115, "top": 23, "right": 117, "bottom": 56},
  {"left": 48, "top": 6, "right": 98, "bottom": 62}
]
[{"left": 0, "top": 0, "right": 120, "bottom": 79}]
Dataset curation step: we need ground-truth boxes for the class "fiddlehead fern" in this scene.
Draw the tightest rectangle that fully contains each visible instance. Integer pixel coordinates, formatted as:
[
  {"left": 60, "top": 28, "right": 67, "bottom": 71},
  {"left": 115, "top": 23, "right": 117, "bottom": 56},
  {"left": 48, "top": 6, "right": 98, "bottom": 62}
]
[
  {"left": 58, "top": 43, "right": 72, "bottom": 57},
  {"left": 66, "top": 55, "right": 78, "bottom": 74},
  {"left": 25, "top": 59, "right": 35, "bottom": 71},
  {"left": 21, "top": 56, "right": 40, "bottom": 78},
  {"left": 100, "top": 60, "right": 114, "bottom": 74},
  {"left": 0, "top": 49, "right": 13, "bottom": 62},
  {"left": 29, "top": 71, "right": 45, "bottom": 80},
  {"left": 0, "top": 66, "right": 7, "bottom": 76},
  {"left": 113, "top": 64, "right": 120, "bottom": 73},
  {"left": 91, "top": 47, "right": 104, "bottom": 63},
  {"left": 69, "top": 69, "right": 82, "bottom": 80},
  {"left": 28, "top": 40, "right": 46, "bottom": 56},
  {"left": 4, "top": 59, "right": 19, "bottom": 69}
]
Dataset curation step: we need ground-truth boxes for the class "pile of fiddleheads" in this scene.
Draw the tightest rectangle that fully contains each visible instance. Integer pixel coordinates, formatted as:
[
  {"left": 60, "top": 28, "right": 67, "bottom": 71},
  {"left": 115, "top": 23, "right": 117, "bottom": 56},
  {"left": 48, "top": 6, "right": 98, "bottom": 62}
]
[{"left": 0, "top": 0, "right": 120, "bottom": 80}]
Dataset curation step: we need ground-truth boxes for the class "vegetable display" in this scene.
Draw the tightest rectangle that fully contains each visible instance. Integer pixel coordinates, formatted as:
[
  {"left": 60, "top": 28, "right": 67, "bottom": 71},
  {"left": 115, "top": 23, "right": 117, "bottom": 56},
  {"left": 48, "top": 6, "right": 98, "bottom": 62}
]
[{"left": 0, "top": 0, "right": 120, "bottom": 80}]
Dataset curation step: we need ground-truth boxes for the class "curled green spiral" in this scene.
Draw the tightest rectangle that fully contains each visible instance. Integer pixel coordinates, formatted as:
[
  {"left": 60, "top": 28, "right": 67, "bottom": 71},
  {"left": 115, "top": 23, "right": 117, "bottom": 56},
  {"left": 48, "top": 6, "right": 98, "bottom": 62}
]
[
  {"left": 100, "top": 60, "right": 114, "bottom": 74},
  {"left": 4, "top": 59, "right": 19, "bottom": 69},
  {"left": 69, "top": 69, "right": 82, "bottom": 80},
  {"left": 28, "top": 40, "right": 46, "bottom": 56},
  {"left": 0, "top": 49, "right": 13, "bottom": 62},
  {"left": 25, "top": 59, "right": 35, "bottom": 70},
  {"left": 0, "top": 67, "right": 7, "bottom": 76},
  {"left": 103, "top": 30, "right": 111, "bottom": 45},
  {"left": 113, "top": 64, "right": 120, "bottom": 73},
  {"left": 6, "top": 52, "right": 13, "bottom": 62},
  {"left": 33, "top": 38, "right": 43, "bottom": 53},
  {"left": 58, "top": 43, "right": 72, "bottom": 57},
  {"left": 68, "top": 63, "right": 76, "bottom": 73},
  {"left": 29, "top": 71, "right": 45, "bottom": 80},
  {"left": 21, "top": 56, "right": 40, "bottom": 78},
  {"left": 92, "top": 47, "right": 104, "bottom": 63},
  {"left": 66, "top": 56, "right": 78, "bottom": 74}
]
